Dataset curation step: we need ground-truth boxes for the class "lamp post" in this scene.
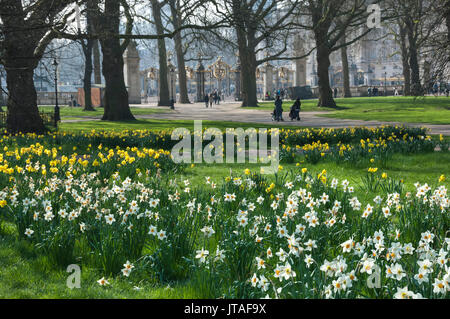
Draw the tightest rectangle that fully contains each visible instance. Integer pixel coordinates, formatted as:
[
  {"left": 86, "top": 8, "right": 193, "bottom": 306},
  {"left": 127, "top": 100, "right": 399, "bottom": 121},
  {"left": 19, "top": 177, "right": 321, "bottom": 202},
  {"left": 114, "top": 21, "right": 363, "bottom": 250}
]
[
  {"left": 167, "top": 52, "right": 176, "bottom": 109},
  {"left": 170, "top": 64, "right": 175, "bottom": 109},
  {"left": 169, "top": 66, "right": 174, "bottom": 109},
  {"left": 384, "top": 71, "right": 387, "bottom": 96},
  {"left": 52, "top": 58, "right": 60, "bottom": 127}
]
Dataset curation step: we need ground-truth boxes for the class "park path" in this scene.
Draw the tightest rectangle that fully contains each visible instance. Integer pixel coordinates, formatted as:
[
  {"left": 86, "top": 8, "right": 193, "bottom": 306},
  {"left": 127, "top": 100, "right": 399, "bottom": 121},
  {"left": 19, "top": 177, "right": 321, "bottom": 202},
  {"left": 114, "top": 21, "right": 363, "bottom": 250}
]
[{"left": 63, "top": 101, "right": 450, "bottom": 136}]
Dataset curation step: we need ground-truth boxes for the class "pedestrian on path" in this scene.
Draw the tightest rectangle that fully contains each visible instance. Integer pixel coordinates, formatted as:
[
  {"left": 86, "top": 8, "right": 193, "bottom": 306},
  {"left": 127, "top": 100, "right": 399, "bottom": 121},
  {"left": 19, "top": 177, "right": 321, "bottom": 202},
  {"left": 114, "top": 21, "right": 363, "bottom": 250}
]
[
  {"left": 205, "top": 94, "right": 209, "bottom": 108},
  {"left": 273, "top": 95, "right": 284, "bottom": 122},
  {"left": 289, "top": 98, "right": 301, "bottom": 121}
]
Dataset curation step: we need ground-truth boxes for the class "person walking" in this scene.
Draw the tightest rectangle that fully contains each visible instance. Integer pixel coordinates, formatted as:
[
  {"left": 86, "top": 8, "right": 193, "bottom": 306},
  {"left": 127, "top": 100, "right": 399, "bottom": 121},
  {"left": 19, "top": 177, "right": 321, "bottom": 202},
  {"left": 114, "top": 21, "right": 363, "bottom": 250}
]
[
  {"left": 334, "top": 87, "right": 338, "bottom": 98},
  {"left": 433, "top": 83, "right": 439, "bottom": 97},
  {"left": 209, "top": 93, "right": 214, "bottom": 108},
  {"left": 289, "top": 97, "right": 301, "bottom": 121},
  {"left": 205, "top": 93, "right": 209, "bottom": 108},
  {"left": 274, "top": 95, "right": 284, "bottom": 122}
]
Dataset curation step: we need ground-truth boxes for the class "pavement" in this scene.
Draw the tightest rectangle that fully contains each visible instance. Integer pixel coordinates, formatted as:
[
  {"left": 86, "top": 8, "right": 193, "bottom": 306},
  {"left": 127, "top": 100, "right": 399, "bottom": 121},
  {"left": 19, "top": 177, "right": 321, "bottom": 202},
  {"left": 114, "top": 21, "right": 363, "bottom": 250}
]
[{"left": 62, "top": 100, "right": 450, "bottom": 136}]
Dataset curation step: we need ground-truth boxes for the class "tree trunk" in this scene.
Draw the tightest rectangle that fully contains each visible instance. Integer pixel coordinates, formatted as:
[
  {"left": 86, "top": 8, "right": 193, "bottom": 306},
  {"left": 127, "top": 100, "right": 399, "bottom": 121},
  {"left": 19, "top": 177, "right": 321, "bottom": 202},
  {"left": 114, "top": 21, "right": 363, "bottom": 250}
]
[
  {"left": 0, "top": 0, "right": 74, "bottom": 133},
  {"left": 83, "top": 38, "right": 94, "bottom": 111},
  {"left": 2, "top": 25, "right": 46, "bottom": 133},
  {"left": 407, "top": 30, "right": 422, "bottom": 96},
  {"left": 231, "top": 0, "right": 258, "bottom": 107},
  {"left": 404, "top": 16, "right": 422, "bottom": 97},
  {"left": 0, "top": 73, "right": 4, "bottom": 112},
  {"left": 100, "top": 38, "right": 135, "bottom": 120},
  {"left": 151, "top": 0, "right": 171, "bottom": 107},
  {"left": 340, "top": 37, "right": 352, "bottom": 98},
  {"left": 169, "top": 0, "right": 190, "bottom": 104},
  {"left": 239, "top": 49, "right": 258, "bottom": 107},
  {"left": 446, "top": 0, "right": 450, "bottom": 42},
  {"left": 399, "top": 24, "right": 411, "bottom": 96},
  {"left": 402, "top": 57, "right": 411, "bottom": 96},
  {"left": 234, "top": 25, "right": 258, "bottom": 106},
  {"left": 83, "top": 4, "right": 95, "bottom": 111},
  {"left": 5, "top": 63, "right": 46, "bottom": 133},
  {"left": 316, "top": 44, "right": 336, "bottom": 108},
  {"left": 96, "top": 0, "right": 135, "bottom": 121},
  {"left": 93, "top": 40, "right": 102, "bottom": 85}
]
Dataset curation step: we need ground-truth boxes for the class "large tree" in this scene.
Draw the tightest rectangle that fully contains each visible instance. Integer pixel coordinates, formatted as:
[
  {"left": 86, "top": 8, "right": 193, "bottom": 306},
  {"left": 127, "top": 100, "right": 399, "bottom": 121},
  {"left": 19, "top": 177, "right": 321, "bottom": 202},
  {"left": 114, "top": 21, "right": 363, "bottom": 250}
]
[
  {"left": 221, "top": 0, "right": 302, "bottom": 107},
  {"left": 90, "top": 0, "right": 136, "bottom": 121},
  {"left": 168, "top": 0, "right": 190, "bottom": 104},
  {"left": 150, "top": 0, "right": 171, "bottom": 107},
  {"left": 398, "top": 22, "right": 411, "bottom": 96},
  {"left": 421, "top": 0, "right": 450, "bottom": 86},
  {"left": 387, "top": 0, "right": 439, "bottom": 96},
  {"left": 339, "top": 33, "right": 352, "bottom": 98},
  {"left": 0, "top": 0, "right": 76, "bottom": 133},
  {"left": 92, "top": 40, "right": 102, "bottom": 85},
  {"left": 298, "top": 0, "right": 378, "bottom": 107},
  {"left": 0, "top": 66, "right": 4, "bottom": 112},
  {"left": 80, "top": 2, "right": 97, "bottom": 111}
]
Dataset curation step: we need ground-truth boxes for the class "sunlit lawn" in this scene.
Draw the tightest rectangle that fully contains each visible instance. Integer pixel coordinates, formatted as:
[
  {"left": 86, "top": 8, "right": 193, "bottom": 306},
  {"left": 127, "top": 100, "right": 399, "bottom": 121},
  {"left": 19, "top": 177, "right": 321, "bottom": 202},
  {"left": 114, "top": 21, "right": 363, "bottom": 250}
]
[
  {"left": 59, "top": 119, "right": 302, "bottom": 132},
  {"left": 257, "top": 96, "right": 450, "bottom": 125},
  {"left": 38, "top": 106, "right": 171, "bottom": 119}
]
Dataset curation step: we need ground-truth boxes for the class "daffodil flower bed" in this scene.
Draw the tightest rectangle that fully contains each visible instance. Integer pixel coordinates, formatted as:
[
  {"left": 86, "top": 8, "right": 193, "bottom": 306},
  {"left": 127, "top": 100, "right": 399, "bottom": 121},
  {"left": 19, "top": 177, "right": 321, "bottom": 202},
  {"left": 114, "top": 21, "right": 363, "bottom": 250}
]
[
  {"left": 281, "top": 133, "right": 435, "bottom": 166},
  {"left": 1, "top": 126, "right": 443, "bottom": 172},
  {"left": 0, "top": 127, "right": 448, "bottom": 299},
  {"left": 0, "top": 165, "right": 448, "bottom": 299},
  {"left": 1, "top": 125, "right": 442, "bottom": 154}
]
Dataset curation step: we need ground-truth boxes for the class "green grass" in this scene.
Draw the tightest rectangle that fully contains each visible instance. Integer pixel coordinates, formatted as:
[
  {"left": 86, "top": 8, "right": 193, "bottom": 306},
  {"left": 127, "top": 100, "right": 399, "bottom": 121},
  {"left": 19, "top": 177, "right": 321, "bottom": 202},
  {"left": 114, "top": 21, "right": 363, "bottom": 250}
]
[
  {"left": 59, "top": 119, "right": 302, "bottom": 133},
  {"left": 255, "top": 96, "right": 450, "bottom": 125},
  {"left": 1, "top": 150, "right": 448, "bottom": 298},
  {"left": 185, "top": 152, "right": 450, "bottom": 202},
  {"left": 0, "top": 237, "right": 198, "bottom": 298},
  {"left": 39, "top": 106, "right": 171, "bottom": 119}
]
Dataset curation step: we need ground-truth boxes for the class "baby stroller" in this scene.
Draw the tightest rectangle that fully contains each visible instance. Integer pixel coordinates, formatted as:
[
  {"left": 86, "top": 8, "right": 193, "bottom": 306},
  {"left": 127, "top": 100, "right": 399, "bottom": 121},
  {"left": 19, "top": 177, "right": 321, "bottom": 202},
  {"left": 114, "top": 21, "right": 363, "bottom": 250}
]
[
  {"left": 272, "top": 95, "right": 284, "bottom": 122},
  {"left": 271, "top": 111, "right": 276, "bottom": 121},
  {"left": 289, "top": 99, "right": 301, "bottom": 121}
]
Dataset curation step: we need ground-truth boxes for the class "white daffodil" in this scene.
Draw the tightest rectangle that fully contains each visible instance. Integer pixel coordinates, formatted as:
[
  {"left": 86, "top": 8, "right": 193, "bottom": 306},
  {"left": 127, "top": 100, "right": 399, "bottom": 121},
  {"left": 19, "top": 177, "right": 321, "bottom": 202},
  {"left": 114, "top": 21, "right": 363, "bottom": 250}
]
[
  {"left": 195, "top": 248, "right": 209, "bottom": 263},
  {"left": 97, "top": 277, "right": 110, "bottom": 286}
]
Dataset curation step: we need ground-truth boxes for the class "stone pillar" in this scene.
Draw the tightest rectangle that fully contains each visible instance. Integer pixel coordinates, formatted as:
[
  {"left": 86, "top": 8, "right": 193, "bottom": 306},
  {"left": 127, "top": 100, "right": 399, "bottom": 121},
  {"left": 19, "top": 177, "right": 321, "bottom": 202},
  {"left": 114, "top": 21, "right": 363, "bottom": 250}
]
[
  {"left": 196, "top": 61, "right": 205, "bottom": 102},
  {"left": 293, "top": 36, "right": 307, "bottom": 87},
  {"left": 274, "top": 68, "right": 280, "bottom": 91},
  {"left": 155, "top": 70, "right": 159, "bottom": 97},
  {"left": 227, "top": 68, "right": 231, "bottom": 96},
  {"left": 123, "top": 41, "right": 141, "bottom": 104},
  {"left": 423, "top": 59, "right": 431, "bottom": 92},
  {"left": 143, "top": 75, "right": 149, "bottom": 101},
  {"left": 167, "top": 60, "right": 177, "bottom": 102},
  {"left": 234, "top": 64, "right": 241, "bottom": 101},
  {"left": 263, "top": 63, "right": 274, "bottom": 100}
]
